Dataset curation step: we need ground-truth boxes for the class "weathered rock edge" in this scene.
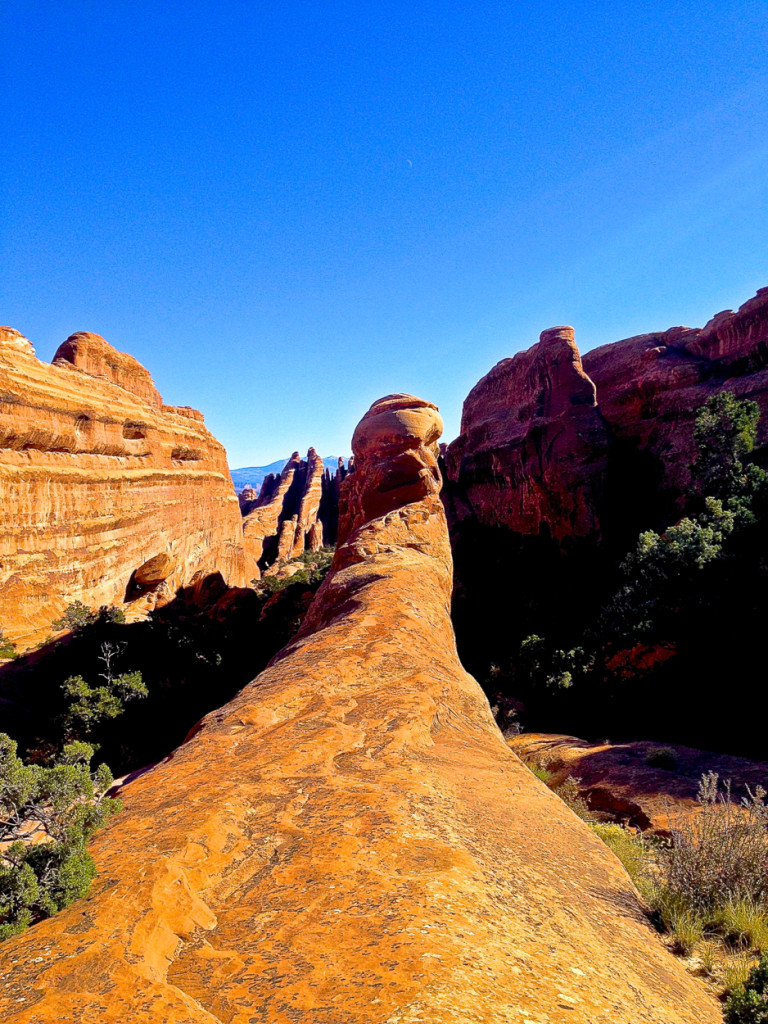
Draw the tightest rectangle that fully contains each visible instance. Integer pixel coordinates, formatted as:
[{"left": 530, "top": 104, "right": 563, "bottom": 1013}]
[{"left": 0, "top": 394, "right": 719, "bottom": 1023}]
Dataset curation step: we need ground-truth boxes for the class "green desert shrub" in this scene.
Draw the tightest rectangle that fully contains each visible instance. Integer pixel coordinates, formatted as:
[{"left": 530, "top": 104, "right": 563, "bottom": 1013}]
[
  {"left": 693, "top": 391, "right": 763, "bottom": 502},
  {"left": 0, "top": 629, "right": 16, "bottom": 660},
  {"left": 553, "top": 775, "right": 594, "bottom": 822},
  {"left": 255, "top": 548, "right": 334, "bottom": 596},
  {"left": 0, "top": 734, "right": 120, "bottom": 940},
  {"left": 51, "top": 600, "right": 97, "bottom": 633},
  {"left": 526, "top": 762, "right": 554, "bottom": 786},
  {"left": 516, "top": 634, "right": 591, "bottom": 691},
  {"left": 725, "top": 952, "right": 768, "bottom": 1023},
  {"left": 58, "top": 641, "right": 147, "bottom": 744},
  {"left": 519, "top": 756, "right": 593, "bottom": 822},
  {"left": 52, "top": 602, "right": 127, "bottom": 635},
  {"left": 698, "top": 938, "right": 718, "bottom": 977},
  {"left": 589, "top": 822, "right": 651, "bottom": 890},
  {"left": 644, "top": 746, "right": 679, "bottom": 770},
  {"left": 664, "top": 906, "right": 706, "bottom": 955},
  {"left": 717, "top": 900, "right": 768, "bottom": 954}
]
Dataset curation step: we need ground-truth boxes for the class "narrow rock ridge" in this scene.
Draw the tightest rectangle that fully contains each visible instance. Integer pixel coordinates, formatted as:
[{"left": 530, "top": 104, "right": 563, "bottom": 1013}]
[
  {"left": 0, "top": 329, "right": 245, "bottom": 644},
  {"left": 0, "top": 393, "right": 718, "bottom": 1023}
]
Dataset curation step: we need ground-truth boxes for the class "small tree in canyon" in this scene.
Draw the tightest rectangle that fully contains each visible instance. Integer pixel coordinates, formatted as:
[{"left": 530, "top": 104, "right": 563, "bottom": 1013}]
[{"left": 0, "top": 735, "right": 120, "bottom": 939}]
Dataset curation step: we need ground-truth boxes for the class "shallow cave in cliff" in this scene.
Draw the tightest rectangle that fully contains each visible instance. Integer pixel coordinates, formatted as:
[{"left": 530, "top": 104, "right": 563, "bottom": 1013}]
[{"left": 122, "top": 421, "right": 147, "bottom": 439}]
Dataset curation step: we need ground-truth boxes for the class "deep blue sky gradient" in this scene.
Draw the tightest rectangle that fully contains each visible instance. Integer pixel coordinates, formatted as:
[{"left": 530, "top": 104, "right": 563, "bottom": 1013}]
[{"left": 2, "top": 1, "right": 767, "bottom": 465}]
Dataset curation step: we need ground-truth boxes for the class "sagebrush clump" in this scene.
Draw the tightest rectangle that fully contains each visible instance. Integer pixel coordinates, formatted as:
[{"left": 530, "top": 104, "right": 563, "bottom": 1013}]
[
  {"left": 589, "top": 772, "right": 768, "bottom": 998},
  {"left": 659, "top": 772, "right": 768, "bottom": 917}
]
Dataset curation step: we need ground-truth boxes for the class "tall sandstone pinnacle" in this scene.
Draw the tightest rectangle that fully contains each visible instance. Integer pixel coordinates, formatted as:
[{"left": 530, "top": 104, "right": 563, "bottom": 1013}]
[
  {"left": 241, "top": 447, "right": 340, "bottom": 577},
  {"left": 0, "top": 329, "right": 245, "bottom": 644},
  {"left": 290, "top": 445, "right": 325, "bottom": 558},
  {"left": 445, "top": 325, "right": 610, "bottom": 541},
  {"left": 0, "top": 393, "right": 718, "bottom": 1023}
]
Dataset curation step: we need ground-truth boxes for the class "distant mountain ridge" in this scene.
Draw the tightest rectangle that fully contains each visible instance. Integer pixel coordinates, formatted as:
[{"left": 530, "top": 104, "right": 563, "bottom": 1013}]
[{"left": 231, "top": 457, "right": 345, "bottom": 492}]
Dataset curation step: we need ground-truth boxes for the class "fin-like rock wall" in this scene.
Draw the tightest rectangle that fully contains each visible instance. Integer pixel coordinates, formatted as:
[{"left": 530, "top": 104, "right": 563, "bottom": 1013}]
[
  {"left": 0, "top": 329, "right": 245, "bottom": 645},
  {"left": 241, "top": 449, "right": 346, "bottom": 577},
  {"left": 0, "top": 393, "right": 718, "bottom": 1023}
]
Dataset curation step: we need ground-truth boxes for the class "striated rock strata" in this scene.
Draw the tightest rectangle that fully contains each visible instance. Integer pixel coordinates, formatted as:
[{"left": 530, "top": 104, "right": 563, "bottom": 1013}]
[
  {"left": 0, "top": 393, "right": 718, "bottom": 1023},
  {"left": 0, "top": 329, "right": 245, "bottom": 645}
]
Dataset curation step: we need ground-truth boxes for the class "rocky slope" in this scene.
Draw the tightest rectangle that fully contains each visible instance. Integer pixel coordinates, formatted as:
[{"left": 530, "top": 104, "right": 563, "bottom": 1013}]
[
  {"left": 510, "top": 733, "right": 768, "bottom": 833},
  {"left": 0, "top": 329, "right": 245, "bottom": 646},
  {"left": 0, "top": 393, "right": 718, "bottom": 1023}
]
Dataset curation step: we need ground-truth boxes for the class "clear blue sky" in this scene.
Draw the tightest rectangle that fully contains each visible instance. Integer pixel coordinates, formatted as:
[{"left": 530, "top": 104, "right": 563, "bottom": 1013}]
[{"left": 2, "top": 1, "right": 767, "bottom": 467}]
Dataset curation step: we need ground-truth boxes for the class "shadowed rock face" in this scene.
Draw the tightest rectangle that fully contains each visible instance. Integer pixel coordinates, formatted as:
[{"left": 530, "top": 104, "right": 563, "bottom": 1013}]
[
  {"left": 445, "top": 327, "right": 610, "bottom": 542},
  {"left": 0, "top": 392, "right": 718, "bottom": 1023},
  {"left": 446, "top": 286, "right": 768, "bottom": 546},
  {"left": 0, "top": 329, "right": 245, "bottom": 645}
]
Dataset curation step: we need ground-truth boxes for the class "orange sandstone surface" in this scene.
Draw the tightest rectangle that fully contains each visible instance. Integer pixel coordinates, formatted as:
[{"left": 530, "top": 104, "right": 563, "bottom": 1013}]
[
  {"left": 0, "top": 329, "right": 245, "bottom": 645},
  {"left": 0, "top": 395, "right": 718, "bottom": 1023}
]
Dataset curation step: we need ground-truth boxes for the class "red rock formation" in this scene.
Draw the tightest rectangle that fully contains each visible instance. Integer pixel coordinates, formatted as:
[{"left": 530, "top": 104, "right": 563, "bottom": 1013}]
[
  {"left": 240, "top": 452, "right": 302, "bottom": 577},
  {"left": 0, "top": 392, "right": 719, "bottom": 1023},
  {"left": 290, "top": 447, "right": 324, "bottom": 557},
  {"left": 446, "top": 326, "right": 610, "bottom": 542},
  {"left": 0, "top": 329, "right": 245, "bottom": 646},
  {"left": 582, "top": 286, "right": 768, "bottom": 510},
  {"left": 53, "top": 332, "right": 162, "bottom": 408},
  {"left": 509, "top": 732, "right": 768, "bottom": 833},
  {"left": 276, "top": 513, "right": 298, "bottom": 561},
  {"left": 241, "top": 449, "right": 342, "bottom": 575},
  {"left": 307, "top": 519, "right": 323, "bottom": 551},
  {"left": 447, "top": 286, "right": 768, "bottom": 544},
  {"left": 319, "top": 455, "right": 347, "bottom": 546},
  {"left": 237, "top": 484, "right": 258, "bottom": 512}
]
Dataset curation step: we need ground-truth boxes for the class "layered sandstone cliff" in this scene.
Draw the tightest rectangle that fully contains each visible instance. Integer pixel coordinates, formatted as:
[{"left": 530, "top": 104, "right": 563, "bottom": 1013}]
[
  {"left": 0, "top": 329, "right": 245, "bottom": 645},
  {"left": 0, "top": 393, "right": 718, "bottom": 1023}
]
